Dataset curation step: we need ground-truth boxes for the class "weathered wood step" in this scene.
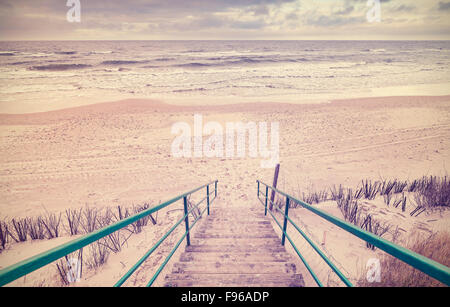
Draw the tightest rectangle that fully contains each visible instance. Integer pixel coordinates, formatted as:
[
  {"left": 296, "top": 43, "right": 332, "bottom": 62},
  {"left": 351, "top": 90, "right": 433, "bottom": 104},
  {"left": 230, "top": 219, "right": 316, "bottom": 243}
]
[
  {"left": 190, "top": 237, "right": 281, "bottom": 246},
  {"left": 194, "top": 233, "right": 279, "bottom": 239},
  {"left": 162, "top": 202, "right": 304, "bottom": 287},
  {"left": 179, "top": 251, "right": 293, "bottom": 263},
  {"left": 172, "top": 262, "right": 297, "bottom": 274},
  {"left": 185, "top": 244, "right": 286, "bottom": 253},
  {"left": 194, "top": 228, "right": 277, "bottom": 235},
  {"left": 206, "top": 212, "right": 265, "bottom": 216},
  {"left": 203, "top": 220, "right": 269, "bottom": 225},
  {"left": 164, "top": 273, "right": 304, "bottom": 287},
  {"left": 206, "top": 212, "right": 263, "bottom": 216},
  {"left": 197, "top": 224, "right": 273, "bottom": 230},
  {"left": 194, "top": 229, "right": 275, "bottom": 236},
  {"left": 210, "top": 208, "right": 261, "bottom": 212},
  {"left": 199, "top": 220, "right": 272, "bottom": 225}
]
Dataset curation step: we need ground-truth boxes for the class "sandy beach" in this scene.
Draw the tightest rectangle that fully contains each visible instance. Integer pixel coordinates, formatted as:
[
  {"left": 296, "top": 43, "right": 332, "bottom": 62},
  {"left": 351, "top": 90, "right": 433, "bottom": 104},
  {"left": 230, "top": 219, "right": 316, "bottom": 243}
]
[{"left": 0, "top": 95, "right": 449, "bottom": 286}]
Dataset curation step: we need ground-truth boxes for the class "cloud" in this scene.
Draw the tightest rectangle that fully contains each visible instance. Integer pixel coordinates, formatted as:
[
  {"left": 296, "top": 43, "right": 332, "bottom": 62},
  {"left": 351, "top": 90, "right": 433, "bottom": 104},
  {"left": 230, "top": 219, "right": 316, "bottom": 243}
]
[
  {"left": 306, "top": 14, "right": 365, "bottom": 28},
  {"left": 0, "top": 0, "right": 449, "bottom": 40},
  {"left": 335, "top": 6, "right": 354, "bottom": 15},
  {"left": 231, "top": 19, "right": 267, "bottom": 29},
  {"left": 285, "top": 12, "right": 298, "bottom": 20},
  {"left": 438, "top": 1, "right": 450, "bottom": 10},
  {"left": 392, "top": 4, "right": 416, "bottom": 12},
  {"left": 252, "top": 5, "right": 270, "bottom": 16}
]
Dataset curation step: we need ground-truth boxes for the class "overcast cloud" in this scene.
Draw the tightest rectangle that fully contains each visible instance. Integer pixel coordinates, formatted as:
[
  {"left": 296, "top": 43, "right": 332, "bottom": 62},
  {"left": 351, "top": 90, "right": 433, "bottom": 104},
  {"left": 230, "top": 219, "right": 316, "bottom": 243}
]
[{"left": 0, "top": 0, "right": 449, "bottom": 40}]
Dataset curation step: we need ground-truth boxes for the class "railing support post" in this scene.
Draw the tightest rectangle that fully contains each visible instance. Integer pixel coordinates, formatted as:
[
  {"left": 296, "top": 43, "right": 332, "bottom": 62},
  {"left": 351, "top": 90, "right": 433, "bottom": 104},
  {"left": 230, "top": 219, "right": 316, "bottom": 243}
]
[
  {"left": 282, "top": 196, "right": 290, "bottom": 246},
  {"left": 207, "top": 185, "right": 210, "bottom": 215},
  {"left": 183, "top": 196, "right": 191, "bottom": 246},
  {"left": 215, "top": 180, "right": 217, "bottom": 198},
  {"left": 264, "top": 186, "right": 269, "bottom": 216},
  {"left": 257, "top": 180, "right": 260, "bottom": 197},
  {"left": 269, "top": 163, "right": 280, "bottom": 211}
]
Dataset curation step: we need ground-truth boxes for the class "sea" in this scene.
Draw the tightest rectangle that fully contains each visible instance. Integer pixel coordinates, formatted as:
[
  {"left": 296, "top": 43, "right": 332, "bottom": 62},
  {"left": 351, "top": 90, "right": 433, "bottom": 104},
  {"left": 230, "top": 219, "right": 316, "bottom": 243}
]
[{"left": 0, "top": 40, "right": 449, "bottom": 113}]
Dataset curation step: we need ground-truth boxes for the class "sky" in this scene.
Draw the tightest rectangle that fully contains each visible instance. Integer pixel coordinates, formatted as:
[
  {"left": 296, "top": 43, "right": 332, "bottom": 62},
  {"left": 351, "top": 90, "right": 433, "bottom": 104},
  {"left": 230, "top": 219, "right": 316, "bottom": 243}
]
[{"left": 0, "top": 0, "right": 449, "bottom": 40}]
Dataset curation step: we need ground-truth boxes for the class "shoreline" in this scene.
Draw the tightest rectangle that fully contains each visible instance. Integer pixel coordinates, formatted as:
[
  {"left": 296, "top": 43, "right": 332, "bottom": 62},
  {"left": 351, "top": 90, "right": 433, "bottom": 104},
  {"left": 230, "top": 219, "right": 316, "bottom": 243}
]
[{"left": 1, "top": 93, "right": 449, "bottom": 118}]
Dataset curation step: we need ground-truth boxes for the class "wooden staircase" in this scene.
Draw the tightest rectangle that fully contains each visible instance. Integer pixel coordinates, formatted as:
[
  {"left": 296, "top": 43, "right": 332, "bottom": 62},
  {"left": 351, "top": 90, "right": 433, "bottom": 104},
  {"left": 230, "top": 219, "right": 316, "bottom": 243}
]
[{"left": 163, "top": 205, "right": 304, "bottom": 287}]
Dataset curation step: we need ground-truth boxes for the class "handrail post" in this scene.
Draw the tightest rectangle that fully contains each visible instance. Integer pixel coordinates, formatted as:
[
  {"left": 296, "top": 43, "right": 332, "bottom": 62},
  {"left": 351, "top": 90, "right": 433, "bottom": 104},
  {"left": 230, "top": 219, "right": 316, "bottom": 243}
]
[
  {"left": 215, "top": 180, "right": 217, "bottom": 198},
  {"left": 207, "top": 185, "right": 210, "bottom": 215},
  {"left": 281, "top": 196, "right": 290, "bottom": 246},
  {"left": 264, "top": 186, "right": 269, "bottom": 216},
  {"left": 257, "top": 180, "right": 260, "bottom": 197},
  {"left": 183, "top": 196, "right": 191, "bottom": 246}
]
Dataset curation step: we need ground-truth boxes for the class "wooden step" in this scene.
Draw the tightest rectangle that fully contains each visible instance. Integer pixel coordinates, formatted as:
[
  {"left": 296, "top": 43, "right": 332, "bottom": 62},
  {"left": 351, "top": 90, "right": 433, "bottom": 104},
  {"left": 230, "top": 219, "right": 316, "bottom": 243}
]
[
  {"left": 202, "top": 220, "right": 272, "bottom": 228},
  {"left": 185, "top": 244, "right": 286, "bottom": 253},
  {"left": 197, "top": 223, "right": 273, "bottom": 232},
  {"left": 190, "top": 237, "right": 281, "bottom": 246},
  {"left": 206, "top": 212, "right": 266, "bottom": 217},
  {"left": 178, "top": 251, "right": 293, "bottom": 263},
  {"left": 206, "top": 212, "right": 264, "bottom": 217},
  {"left": 164, "top": 273, "right": 304, "bottom": 287},
  {"left": 194, "top": 233, "right": 279, "bottom": 239},
  {"left": 194, "top": 229, "right": 277, "bottom": 235},
  {"left": 161, "top": 203, "right": 304, "bottom": 287},
  {"left": 194, "top": 229, "right": 276, "bottom": 236},
  {"left": 172, "top": 262, "right": 297, "bottom": 274},
  {"left": 210, "top": 208, "right": 261, "bottom": 213}
]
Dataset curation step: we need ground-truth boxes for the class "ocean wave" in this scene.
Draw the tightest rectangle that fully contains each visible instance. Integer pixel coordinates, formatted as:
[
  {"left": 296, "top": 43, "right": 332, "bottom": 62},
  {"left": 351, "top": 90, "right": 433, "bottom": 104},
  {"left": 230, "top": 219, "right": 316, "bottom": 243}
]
[
  {"left": 28, "top": 64, "right": 92, "bottom": 71},
  {"left": 172, "top": 87, "right": 207, "bottom": 93},
  {"left": 287, "top": 75, "right": 312, "bottom": 78},
  {"left": 101, "top": 60, "right": 149, "bottom": 65},
  {"left": 55, "top": 51, "right": 77, "bottom": 55},
  {"left": 9, "top": 61, "right": 35, "bottom": 65},
  {"left": 364, "top": 48, "right": 387, "bottom": 53},
  {"left": 183, "top": 49, "right": 206, "bottom": 53},
  {"left": 88, "top": 51, "right": 113, "bottom": 55},
  {"left": 0, "top": 52, "right": 15, "bottom": 56},
  {"left": 141, "top": 65, "right": 162, "bottom": 69},
  {"left": 424, "top": 48, "right": 444, "bottom": 52},
  {"left": 174, "top": 62, "right": 211, "bottom": 68},
  {"left": 172, "top": 57, "right": 308, "bottom": 69},
  {"left": 154, "top": 57, "right": 176, "bottom": 61},
  {"left": 205, "top": 57, "right": 225, "bottom": 61},
  {"left": 329, "top": 61, "right": 368, "bottom": 69},
  {"left": 22, "top": 52, "right": 53, "bottom": 58},
  {"left": 142, "top": 58, "right": 281, "bottom": 68}
]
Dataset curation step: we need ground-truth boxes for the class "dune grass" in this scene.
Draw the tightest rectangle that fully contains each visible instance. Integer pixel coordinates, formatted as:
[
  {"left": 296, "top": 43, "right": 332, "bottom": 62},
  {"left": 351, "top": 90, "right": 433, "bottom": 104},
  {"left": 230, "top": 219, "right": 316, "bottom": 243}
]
[
  {"left": 0, "top": 202, "right": 159, "bottom": 286},
  {"left": 287, "top": 175, "right": 449, "bottom": 251},
  {"left": 357, "top": 231, "right": 450, "bottom": 287}
]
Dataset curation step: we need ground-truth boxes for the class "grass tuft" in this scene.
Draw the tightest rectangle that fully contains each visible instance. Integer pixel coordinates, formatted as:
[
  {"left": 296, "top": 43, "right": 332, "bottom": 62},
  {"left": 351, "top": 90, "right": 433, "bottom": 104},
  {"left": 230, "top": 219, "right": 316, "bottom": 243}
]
[{"left": 358, "top": 231, "right": 450, "bottom": 287}]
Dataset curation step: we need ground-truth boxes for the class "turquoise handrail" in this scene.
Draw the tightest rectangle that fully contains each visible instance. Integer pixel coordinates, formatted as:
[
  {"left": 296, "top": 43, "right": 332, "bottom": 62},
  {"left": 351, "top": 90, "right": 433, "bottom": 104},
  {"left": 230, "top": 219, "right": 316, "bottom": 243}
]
[
  {"left": 0, "top": 180, "right": 218, "bottom": 287},
  {"left": 115, "top": 187, "right": 217, "bottom": 287},
  {"left": 257, "top": 180, "right": 450, "bottom": 287}
]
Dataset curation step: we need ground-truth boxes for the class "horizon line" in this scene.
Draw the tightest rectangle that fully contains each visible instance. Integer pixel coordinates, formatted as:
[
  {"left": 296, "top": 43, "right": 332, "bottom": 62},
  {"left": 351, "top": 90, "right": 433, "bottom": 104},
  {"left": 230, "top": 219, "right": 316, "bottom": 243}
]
[{"left": 1, "top": 39, "right": 450, "bottom": 42}]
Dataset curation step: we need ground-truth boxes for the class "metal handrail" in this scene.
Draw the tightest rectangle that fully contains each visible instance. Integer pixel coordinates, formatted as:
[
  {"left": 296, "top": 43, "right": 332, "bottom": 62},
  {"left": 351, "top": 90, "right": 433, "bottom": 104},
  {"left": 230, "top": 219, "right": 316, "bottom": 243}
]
[
  {"left": 257, "top": 184, "right": 347, "bottom": 287},
  {"left": 115, "top": 184, "right": 217, "bottom": 287},
  {"left": 0, "top": 180, "right": 218, "bottom": 287},
  {"left": 260, "top": 196, "right": 324, "bottom": 287},
  {"left": 257, "top": 180, "right": 450, "bottom": 287}
]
